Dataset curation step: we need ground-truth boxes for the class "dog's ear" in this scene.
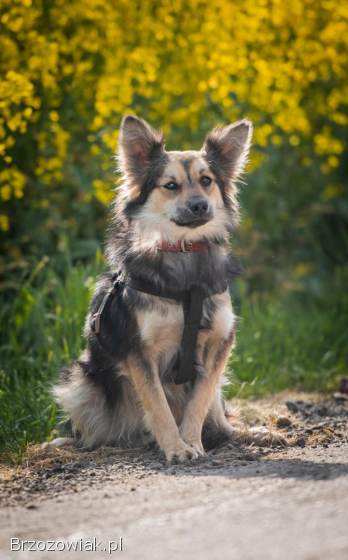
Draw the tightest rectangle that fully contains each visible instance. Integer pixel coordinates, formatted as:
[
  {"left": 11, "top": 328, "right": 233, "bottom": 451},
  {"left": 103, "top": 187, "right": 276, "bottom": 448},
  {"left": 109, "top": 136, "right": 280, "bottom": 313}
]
[
  {"left": 202, "top": 119, "right": 252, "bottom": 182},
  {"left": 118, "top": 115, "right": 164, "bottom": 180}
]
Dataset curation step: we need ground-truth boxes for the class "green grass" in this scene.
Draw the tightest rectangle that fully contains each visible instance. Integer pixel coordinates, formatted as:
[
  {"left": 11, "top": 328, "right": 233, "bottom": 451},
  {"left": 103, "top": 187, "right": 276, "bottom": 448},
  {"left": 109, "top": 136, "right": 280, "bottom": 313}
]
[
  {"left": 226, "top": 284, "right": 348, "bottom": 398},
  {"left": 0, "top": 256, "right": 101, "bottom": 462},
  {"left": 1, "top": 258, "right": 347, "bottom": 462}
]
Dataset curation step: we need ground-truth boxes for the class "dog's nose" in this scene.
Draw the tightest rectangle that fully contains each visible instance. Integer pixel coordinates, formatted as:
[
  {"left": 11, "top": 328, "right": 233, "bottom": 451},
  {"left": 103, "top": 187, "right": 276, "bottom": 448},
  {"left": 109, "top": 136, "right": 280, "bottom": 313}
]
[{"left": 187, "top": 197, "right": 209, "bottom": 217}]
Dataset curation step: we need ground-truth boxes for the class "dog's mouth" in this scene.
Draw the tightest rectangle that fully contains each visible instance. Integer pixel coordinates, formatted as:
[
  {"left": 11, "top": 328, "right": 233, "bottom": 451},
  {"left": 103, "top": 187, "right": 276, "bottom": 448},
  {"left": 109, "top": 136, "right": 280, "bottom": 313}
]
[
  {"left": 171, "top": 217, "right": 212, "bottom": 228},
  {"left": 171, "top": 211, "right": 213, "bottom": 229}
]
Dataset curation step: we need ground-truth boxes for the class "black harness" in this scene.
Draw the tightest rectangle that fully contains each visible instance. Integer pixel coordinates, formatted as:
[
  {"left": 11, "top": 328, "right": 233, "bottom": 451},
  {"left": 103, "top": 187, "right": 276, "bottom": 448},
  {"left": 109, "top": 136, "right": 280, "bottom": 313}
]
[{"left": 91, "top": 273, "right": 227, "bottom": 386}]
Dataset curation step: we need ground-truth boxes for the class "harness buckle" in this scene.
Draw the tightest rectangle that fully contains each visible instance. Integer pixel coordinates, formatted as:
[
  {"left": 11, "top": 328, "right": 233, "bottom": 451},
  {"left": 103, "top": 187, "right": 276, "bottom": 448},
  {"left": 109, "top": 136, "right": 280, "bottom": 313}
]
[
  {"left": 91, "top": 280, "right": 119, "bottom": 336},
  {"left": 91, "top": 312, "right": 101, "bottom": 334},
  {"left": 181, "top": 240, "right": 193, "bottom": 252}
]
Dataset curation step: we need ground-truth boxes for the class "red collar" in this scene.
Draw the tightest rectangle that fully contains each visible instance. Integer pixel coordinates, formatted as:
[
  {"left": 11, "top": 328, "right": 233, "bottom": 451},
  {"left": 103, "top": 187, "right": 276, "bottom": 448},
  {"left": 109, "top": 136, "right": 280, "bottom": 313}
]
[{"left": 157, "top": 240, "right": 209, "bottom": 253}]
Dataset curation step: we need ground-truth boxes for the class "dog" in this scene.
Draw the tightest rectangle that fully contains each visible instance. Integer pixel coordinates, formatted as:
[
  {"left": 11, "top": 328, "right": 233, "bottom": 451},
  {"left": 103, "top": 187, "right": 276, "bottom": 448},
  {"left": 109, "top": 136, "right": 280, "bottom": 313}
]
[{"left": 53, "top": 115, "right": 253, "bottom": 462}]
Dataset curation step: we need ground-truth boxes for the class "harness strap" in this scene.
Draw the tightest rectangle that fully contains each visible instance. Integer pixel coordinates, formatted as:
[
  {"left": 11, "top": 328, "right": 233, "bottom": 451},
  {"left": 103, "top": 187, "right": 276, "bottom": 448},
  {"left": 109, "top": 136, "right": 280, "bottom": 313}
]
[
  {"left": 126, "top": 276, "right": 184, "bottom": 303},
  {"left": 171, "top": 287, "right": 205, "bottom": 385},
  {"left": 91, "top": 275, "right": 224, "bottom": 385}
]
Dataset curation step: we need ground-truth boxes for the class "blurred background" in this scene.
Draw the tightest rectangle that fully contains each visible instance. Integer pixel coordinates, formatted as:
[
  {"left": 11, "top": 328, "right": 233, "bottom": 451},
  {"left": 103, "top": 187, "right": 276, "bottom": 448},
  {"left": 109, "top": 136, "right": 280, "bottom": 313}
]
[{"left": 0, "top": 0, "right": 347, "bottom": 458}]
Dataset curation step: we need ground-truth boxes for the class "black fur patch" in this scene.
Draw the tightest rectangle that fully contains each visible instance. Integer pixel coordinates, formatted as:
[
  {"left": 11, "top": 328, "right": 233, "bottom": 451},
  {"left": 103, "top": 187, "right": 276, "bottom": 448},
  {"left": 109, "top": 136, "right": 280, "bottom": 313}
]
[
  {"left": 181, "top": 158, "right": 194, "bottom": 185},
  {"left": 124, "top": 152, "right": 169, "bottom": 218},
  {"left": 203, "top": 152, "right": 234, "bottom": 211},
  {"left": 202, "top": 418, "right": 232, "bottom": 450}
]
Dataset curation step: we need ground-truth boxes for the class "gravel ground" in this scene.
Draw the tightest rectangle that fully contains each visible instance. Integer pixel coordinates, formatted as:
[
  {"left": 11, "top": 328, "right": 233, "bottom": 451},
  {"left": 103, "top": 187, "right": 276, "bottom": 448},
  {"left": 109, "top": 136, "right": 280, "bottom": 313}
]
[{"left": 0, "top": 392, "right": 347, "bottom": 559}]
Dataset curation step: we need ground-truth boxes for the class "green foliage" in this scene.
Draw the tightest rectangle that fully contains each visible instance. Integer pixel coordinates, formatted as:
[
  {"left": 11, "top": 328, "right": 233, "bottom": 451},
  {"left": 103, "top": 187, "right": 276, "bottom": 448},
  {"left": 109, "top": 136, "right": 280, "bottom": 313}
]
[
  {"left": 237, "top": 144, "right": 348, "bottom": 293},
  {"left": 227, "top": 273, "right": 348, "bottom": 398},
  {"left": 0, "top": 256, "right": 102, "bottom": 461}
]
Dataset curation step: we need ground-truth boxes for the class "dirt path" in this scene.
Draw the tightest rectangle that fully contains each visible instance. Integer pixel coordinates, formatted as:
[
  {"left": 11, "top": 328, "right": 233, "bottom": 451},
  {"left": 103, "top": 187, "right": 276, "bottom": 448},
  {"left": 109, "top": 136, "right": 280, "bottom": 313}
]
[{"left": 1, "top": 393, "right": 347, "bottom": 559}]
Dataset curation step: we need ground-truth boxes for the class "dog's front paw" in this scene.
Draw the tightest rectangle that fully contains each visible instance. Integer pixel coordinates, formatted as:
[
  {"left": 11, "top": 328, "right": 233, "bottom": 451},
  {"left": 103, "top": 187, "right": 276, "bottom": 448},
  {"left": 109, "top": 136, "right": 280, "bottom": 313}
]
[
  {"left": 186, "top": 440, "right": 205, "bottom": 457},
  {"left": 163, "top": 438, "right": 200, "bottom": 463},
  {"left": 179, "top": 429, "right": 205, "bottom": 457}
]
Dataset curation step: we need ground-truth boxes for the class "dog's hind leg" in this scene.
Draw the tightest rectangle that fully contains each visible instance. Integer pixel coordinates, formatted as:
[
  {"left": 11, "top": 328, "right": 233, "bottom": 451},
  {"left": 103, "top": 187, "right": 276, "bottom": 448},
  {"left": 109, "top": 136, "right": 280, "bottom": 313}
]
[
  {"left": 126, "top": 356, "right": 199, "bottom": 462},
  {"left": 205, "top": 388, "right": 287, "bottom": 449},
  {"left": 201, "top": 391, "right": 238, "bottom": 450}
]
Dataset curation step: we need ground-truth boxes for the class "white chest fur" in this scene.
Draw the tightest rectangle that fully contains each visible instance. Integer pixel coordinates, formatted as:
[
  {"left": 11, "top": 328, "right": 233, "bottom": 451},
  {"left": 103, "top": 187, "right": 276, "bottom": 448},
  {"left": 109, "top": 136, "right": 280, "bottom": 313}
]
[
  {"left": 135, "top": 290, "right": 235, "bottom": 363},
  {"left": 136, "top": 299, "right": 184, "bottom": 359},
  {"left": 208, "top": 291, "right": 236, "bottom": 340}
]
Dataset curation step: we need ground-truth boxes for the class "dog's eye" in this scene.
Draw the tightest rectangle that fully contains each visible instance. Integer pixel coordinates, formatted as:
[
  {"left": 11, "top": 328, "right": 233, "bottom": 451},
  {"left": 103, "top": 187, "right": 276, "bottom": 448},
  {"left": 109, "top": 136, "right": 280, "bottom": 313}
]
[
  {"left": 200, "top": 176, "right": 212, "bottom": 187},
  {"left": 163, "top": 181, "right": 178, "bottom": 191}
]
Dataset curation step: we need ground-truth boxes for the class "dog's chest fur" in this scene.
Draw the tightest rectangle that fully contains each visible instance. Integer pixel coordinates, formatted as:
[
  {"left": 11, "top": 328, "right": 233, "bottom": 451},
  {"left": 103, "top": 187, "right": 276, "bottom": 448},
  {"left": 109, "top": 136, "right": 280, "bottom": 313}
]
[
  {"left": 135, "top": 290, "right": 235, "bottom": 369},
  {"left": 136, "top": 299, "right": 184, "bottom": 358}
]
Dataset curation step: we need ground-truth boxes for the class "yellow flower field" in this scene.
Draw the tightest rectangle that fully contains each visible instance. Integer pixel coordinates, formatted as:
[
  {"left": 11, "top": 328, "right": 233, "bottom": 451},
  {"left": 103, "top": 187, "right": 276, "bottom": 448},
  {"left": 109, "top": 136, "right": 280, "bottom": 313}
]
[{"left": 1, "top": 0, "right": 347, "bottom": 236}]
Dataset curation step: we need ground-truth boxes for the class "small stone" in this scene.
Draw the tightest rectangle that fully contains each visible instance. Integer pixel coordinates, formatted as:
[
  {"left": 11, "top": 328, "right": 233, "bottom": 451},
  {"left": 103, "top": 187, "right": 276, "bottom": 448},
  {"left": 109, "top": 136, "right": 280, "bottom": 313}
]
[
  {"left": 276, "top": 416, "right": 292, "bottom": 428},
  {"left": 50, "top": 465, "right": 63, "bottom": 473},
  {"left": 26, "top": 503, "right": 38, "bottom": 510},
  {"left": 339, "top": 377, "right": 348, "bottom": 394},
  {"left": 148, "top": 462, "right": 162, "bottom": 469},
  {"left": 286, "top": 401, "right": 299, "bottom": 413}
]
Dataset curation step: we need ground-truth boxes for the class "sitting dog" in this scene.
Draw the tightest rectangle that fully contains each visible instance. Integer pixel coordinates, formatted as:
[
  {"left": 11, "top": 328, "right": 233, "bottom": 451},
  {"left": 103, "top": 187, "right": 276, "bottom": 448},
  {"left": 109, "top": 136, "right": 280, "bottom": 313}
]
[{"left": 54, "top": 115, "right": 253, "bottom": 461}]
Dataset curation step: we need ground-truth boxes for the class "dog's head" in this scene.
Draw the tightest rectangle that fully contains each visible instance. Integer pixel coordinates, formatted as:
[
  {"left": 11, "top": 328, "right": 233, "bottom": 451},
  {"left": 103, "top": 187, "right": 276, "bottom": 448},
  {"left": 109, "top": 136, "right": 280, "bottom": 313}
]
[{"left": 117, "top": 115, "right": 252, "bottom": 242}]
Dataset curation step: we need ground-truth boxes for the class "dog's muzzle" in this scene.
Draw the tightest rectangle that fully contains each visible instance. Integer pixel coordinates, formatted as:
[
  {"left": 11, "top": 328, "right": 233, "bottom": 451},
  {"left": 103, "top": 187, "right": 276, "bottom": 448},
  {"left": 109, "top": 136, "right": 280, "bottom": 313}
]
[{"left": 172, "top": 196, "right": 213, "bottom": 228}]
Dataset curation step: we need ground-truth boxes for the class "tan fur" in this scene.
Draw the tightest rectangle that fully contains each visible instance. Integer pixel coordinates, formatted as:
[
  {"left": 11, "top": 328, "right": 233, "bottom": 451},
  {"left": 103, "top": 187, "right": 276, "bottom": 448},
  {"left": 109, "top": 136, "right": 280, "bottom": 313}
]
[
  {"left": 125, "top": 356, "right": 199, "bottom": 461},
  {"left": 123, "top": 179, "right": 142, "bottom": 202},
  {"left": 136, "top": 299, "right": 183, "bottom": 360}
]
